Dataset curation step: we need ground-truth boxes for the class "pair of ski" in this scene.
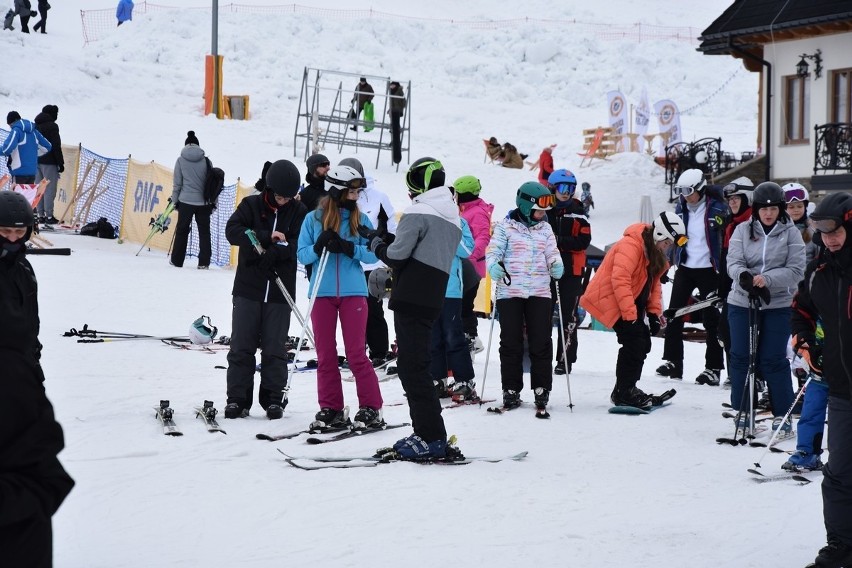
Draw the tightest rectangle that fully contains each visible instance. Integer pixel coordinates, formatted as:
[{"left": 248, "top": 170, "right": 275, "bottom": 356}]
[
  {"left": 256, "top": 421, "right": 409, "bottom": 443},
  {"left": 663, "top": 293, "right": 723, "bottom": 320},
  {"left": 279, "top": 449, "right": 529, "bottom": 470},
  {"left": 154, "top": 400, "right": 226, "bottom": 436},
  {"left": 486, "top": 402, "right": 551, "bottom": 419},
  {"left": 746, "top": 467, "right": 817, "bottom": 485}
]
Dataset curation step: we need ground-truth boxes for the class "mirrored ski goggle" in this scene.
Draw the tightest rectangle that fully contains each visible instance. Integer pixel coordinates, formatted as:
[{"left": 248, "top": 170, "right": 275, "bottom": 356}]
[
  {"left": 811, "top": 217, "right": 844, "bottom": 234},
  {"left": 328, "top": 176, "right": 367, "bottom": 192},
  {"left": 723, "top": 183, "right": 750, "bottom": 197},
  {"left": 519, "top": 192, "right": 556, "bottom": 209},
  {"left": 784, "top": 187, "right": 808, "bottom": 202},
  {"left": 555, "top": 182, "right": 576, "bottom": 195}
]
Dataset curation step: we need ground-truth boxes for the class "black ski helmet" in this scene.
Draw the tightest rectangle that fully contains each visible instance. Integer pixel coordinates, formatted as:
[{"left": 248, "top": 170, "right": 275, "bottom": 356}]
[
  {"left": 265, "top": 160, "right": 301, "bottom": 198},
  {"left": 405, "top": 157, "right": 445, "bottom": 195},
  {"left": 752, "top": 181, "right": 786, "bottom": 218},
  {"left": 811, "top": 191, "right": 852, "bottom": 234},
  {"left": 338, "top": 157, "right": 365, "bottom": 177},
  {"left": 0, "top": 191, "right": 35, "bottom": 228}
]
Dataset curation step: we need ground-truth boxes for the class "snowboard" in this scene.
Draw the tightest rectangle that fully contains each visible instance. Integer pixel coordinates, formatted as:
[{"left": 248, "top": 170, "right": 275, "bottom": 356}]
[{"left": 608, "top": 389, "right": 676, "bottom": 415}]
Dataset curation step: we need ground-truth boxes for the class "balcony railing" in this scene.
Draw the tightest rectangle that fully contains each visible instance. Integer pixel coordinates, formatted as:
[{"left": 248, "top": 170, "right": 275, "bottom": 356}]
[{"left": 814, "top": 123, "right": 852, "bottom": 174}]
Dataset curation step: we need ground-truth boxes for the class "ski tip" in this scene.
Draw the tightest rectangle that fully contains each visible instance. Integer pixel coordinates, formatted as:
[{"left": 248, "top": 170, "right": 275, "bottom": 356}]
[{"left": 792, "top": 475, "right": 812, "bottom": 485}]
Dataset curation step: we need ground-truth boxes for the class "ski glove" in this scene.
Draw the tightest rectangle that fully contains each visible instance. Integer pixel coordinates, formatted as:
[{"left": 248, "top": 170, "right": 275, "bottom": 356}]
[
  {"left": 313, "top": 229, "right": 337, "bottom": 255},
  {"left": 738, "top": 271, "right": 754, "bottom": 292},
  {"left": 793, "top": 334, "right": 823, "bottom": 376},
  {"left": 648, "top": 314, "right": 662, "bottom": 336},
  {"left": 488, "top": 262, "right": 507, "bottom": 282},
  {"left": 326, "top": 236, "right": 355, "bottom": 258},
  {"left": 57, "top": 164, "right": 64, "bottom": 173},
  {"left": 549, "top": 262, "right": 564, "bottom": 280}
]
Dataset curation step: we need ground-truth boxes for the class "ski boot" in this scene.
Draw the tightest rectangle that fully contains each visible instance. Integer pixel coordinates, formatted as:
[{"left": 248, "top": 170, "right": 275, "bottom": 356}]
[
  {"left": 502, "top": 390, "right": 521, "bottom": 410},
  {"left": 224, "top": 402, "right": 249, "bottom": 419},
  {"left": 695, "top": 368, "right": 721, "bottom": 386},
  {"left": 782, "top": 451, "right": 823, "bottom": 472},
  {"left": 449, "top": 381, "right": 477, "bottom": 402},
  {"left": 353, "top": 407, "right": 385, "bottom": 430},
  {"left": 610, "top": 386, "right": 653, "bottom": 410},
  {"left": 655, "top": 361, "right": 682, "bottom": 380},
  {"left": 310, "top": 407, "right": 351, "bottom": 431}
]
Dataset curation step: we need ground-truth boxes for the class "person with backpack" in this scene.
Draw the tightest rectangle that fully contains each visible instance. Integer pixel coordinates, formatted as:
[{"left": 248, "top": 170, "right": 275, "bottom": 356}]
[
  {"left": 0, "top": 191, "right": 75, "bottom": 566},
  {"left": 169, "top": 131, "right": 216, "bottom": 269}
]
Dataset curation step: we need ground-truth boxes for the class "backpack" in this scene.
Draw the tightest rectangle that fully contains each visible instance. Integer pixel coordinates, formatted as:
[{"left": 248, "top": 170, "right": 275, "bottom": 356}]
[
  {"left": 203, "top": 157, "right": 225, "bottom": 208},
  {"left": 80, "top": 217, "right": 117, "bottom": 239}
]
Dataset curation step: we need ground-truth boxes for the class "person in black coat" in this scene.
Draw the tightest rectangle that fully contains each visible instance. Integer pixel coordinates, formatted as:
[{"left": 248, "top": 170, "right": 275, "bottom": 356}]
[
  {"left": 34, "top": 104, "right": 64, "bottom": 223},
  {"left": 0, "top": 191, "right": 74, "bottom": 568},
  {"left": 32, "top": 0, "right": 49, "bottom": 33},
  {"left": 223, "top": 160, "right": 307, "bottom": 420},
  {"left": 297, "top": 153, "right": 329, "bottom": 213}
]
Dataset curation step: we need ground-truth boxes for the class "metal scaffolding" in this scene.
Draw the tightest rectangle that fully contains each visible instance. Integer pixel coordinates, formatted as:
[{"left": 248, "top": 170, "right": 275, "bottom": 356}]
[{"left": 293, "top": 67, "right": 411, "bottom": 170}]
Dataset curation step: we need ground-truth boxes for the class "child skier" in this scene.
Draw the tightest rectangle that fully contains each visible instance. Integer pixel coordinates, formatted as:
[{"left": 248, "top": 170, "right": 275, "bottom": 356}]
[
  {"left": 486, "top": 181, "right": 563, "bottom": 414},
  {"left": 297, "top": 164, "right": 384, "bottom": 432}
]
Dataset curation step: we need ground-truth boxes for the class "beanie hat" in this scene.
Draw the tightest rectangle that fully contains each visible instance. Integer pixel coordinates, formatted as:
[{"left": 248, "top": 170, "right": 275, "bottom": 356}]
[
  {"left": 42, "top": 105, "right": 59, "bottom": 121},
  {"left": 185, "top": 130, "right": 200, "bottom": 146},
  {"left": 265, "top": 160, "right": 301, "bottom": 198},
  {"left": 306, "top": 153, "right": 330, "bottom": 174},
  {"left": 6, "top": 111, "right": 21, "bottom": 125}
]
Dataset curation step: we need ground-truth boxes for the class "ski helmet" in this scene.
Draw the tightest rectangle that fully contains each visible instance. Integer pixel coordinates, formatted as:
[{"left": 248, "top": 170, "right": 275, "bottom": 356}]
[
  {"left": 674, "top": 168, "right": 707, "bottom": 198},
  {"left": 265, "top": 160, "right": 301, "bottom": 198},
  {"left": 548, "top": 169, "right": 577, "bottom": 196},
  {"left": 810, "top": 191, "right": 852, "bottom": 234},
  {"left": 325, "top": 165, "right": 366, "bottom": 201},
  {"left": 452, "top": 175, "right": 481, "bottom": 203},
  {"left": 305, "top": 153, "right": 330, "bottom": 175},
  {"left": 0, "top": 191, "right": 35, "bottom": 229},
  {"left": 367, "top": 267, "right": 393, "bottom": 300},
  {"left": 188, "top": 315, "right": 218, "bottom": 345},
  {"left": 752, "top": 181, "right": 786, "bottom": 217},
  {"left": 653, "top": 211, "right": 688, "bottom": 245},
  {"left": 338, "top": 157, "right": 365, "bottom": 177},
  {"left": 516, "top": 181, "right": 554, "bottom": 225},
  {"left": 405, "top": 157, "right": 445, "bottom": 195},
  {"left": 723, "top": 176, "right": 754, "bottom": 207},
  {"left": 782, "top": 182, "right": 809, "bottom": 204}
]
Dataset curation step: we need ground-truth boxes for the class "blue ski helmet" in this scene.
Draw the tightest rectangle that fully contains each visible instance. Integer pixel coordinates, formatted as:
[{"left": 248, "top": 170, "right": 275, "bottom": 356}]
[{"left": 547, "top": 169, "right": 577, "bottom": 196}]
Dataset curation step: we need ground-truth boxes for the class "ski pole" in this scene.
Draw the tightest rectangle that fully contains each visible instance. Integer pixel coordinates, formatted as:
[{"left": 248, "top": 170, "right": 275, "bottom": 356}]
[
  {"left": 136, "top": 201, "right": 176, "bottom": 256},
  {"left": 244, "top": 229, "right": 316, "bottom": 348},
  {"left": 287, "top": 249, "right": 330, "bottom": 385},
  {"left": 478, "top": 299, "right": 499, "bottom": 407},
  {"left": 750, "top": 372, "right": 814, "bottom": 472},
  {"left": 554, "top": 280, "right": 575, "bottom": 411}
]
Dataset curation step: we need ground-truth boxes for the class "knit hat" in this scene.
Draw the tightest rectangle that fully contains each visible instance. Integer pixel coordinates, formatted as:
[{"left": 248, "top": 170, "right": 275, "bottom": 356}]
[
  {"left": 6, "top": 111, "right": 21, "bottom": 125},
  {"left": 305, "top": 153, "right": 330, "bottom": 174},
  {"left": 185, "top": 130, "right": 200, "bottom": 146},
  {"left": 42, "top": 105, "right": 59, "bottom": 121}
]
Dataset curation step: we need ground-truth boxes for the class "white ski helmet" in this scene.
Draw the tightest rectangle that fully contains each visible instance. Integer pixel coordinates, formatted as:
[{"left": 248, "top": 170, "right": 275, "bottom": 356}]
[
  {"left": 653, "top": 212, "right": 687, "bottom": 244},
  {"left": 782, "top": 182, "right": 809, "bottom": 204},
  {"left": 674, "top": 168, "right": 707, "bottom": 197},
  {"left": 189, "top": 315, "right": 218, "bottom": 345},
  {"left": 324, "top": 165, "right": 366, "bottom": 201},
  {"left": 723, "top": 176, "right": 754, "bottom": 206}
]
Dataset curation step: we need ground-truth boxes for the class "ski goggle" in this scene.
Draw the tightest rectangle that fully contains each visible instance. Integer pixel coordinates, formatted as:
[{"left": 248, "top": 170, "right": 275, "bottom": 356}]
[
  {"left": 784, "top": 187, "right": 808, "bottom": 203},
  {"left": 674, "top": 184, "right": 698, "bottom": 197},
  {"left": 327, "top": 175, "right": 367, "bottom": 192},
  {"left": 723, "top": 183, "right": 751, "bottom": 197},
  {"left": 555, "top": 182, "right": 576, "bottom": 195},
  {"left": 519, "top": 192, "right": 556, "bottom": 209},
  {"left": 811, "top": 217, "right": 845, "bottom": 234},
  {"left": 659, "top": 214, "right": 689, "bottom": 246}
]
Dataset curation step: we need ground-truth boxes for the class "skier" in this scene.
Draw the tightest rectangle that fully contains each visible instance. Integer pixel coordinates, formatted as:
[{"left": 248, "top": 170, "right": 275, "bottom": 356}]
[
  {"left": 340, "top": 157, "right": 398, "bottom": 368},
  {"left": 0, "top": 191, "right": 75, "bottom": 566},
  {"left": 361, "top": 157, "right": 462, "bottom": 459},
  {"left": 726, "top": 181, "right": 804, "bottom": 438},
  {"left": 580, "top": 212, "right": 684, "bottom": 409},
  {"left": 656, "top": 168, "right": 728, "bottom": 386},
  {"left": 348, "top": 77, "right": 374, "bottom": 132},
  {"left": 223, "top": 159, "right": 307, "bottom": 419},
  {"left": 387, "top": 81, "right": 406, "bottom": 164},
  {"left": 431, "top": 216, "right": 476, "bottom": 400},
  {"left": 486, "top": 181, "right": 563, "bottom": 413},
  {"left": 452, "top": 175, "right": 494, "bottom": 355},
  {"left": 169, "top": 131, "right": 213, "bottom": 269},
  {"left": 791, "top": 191, "right": 852, "bottom": 568},
  {"left": 296, "top": 164, "right": 384, "bottom": 431},
  {"left": 297, "top": 153, "right": 330, "bottom": 213},
  {"left": 33, "top": 104, "right": 64, "bottom": 224},
  {"left": 545, "top": 169, "right": 592, "bottom": 376},
  {"left": 1, "top": 111, "right": 51, "bottom": 185}
]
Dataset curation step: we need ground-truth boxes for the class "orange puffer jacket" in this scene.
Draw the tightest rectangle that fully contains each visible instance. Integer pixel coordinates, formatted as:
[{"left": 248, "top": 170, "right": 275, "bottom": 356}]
[{"left": 579, "top": 223, "right": 667, "bottom": 328}]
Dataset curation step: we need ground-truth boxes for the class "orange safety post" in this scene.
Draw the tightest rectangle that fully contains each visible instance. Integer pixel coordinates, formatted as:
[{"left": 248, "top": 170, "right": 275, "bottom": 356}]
[{"left": 204, "top": 55, "right": 224, "bottom": 117}]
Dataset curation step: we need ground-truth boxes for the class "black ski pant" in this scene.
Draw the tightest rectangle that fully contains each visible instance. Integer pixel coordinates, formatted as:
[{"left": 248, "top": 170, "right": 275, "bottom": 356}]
[
  {"left": 823, "top": 396, "right": 852, "bottom": 547},
  {"left": 497, "top": 296, "right": 553, "bottom": 393},
  {"left": 170, "top": 203, "right": 212, "bottom": 268},
  {"left": 226, "top": 296, "right": 291, "bottom": 411},
  {"left": 33, "top": 7, "right": 47, "bottom": 32},
  {"left": 613, "top": 318, "right": 652, "bottom": 392},
  {"left": 19, "top": 13, "right": 30, "bottom": 33},
  {"left": 390, "top": 111, "right": 403, "bottom": 164},
  {"left": 551, "top": 274, "right": 582, "bottom": 366},
  {"left": 461, "top": 283, "right": 478, "bottom": 337},
  {"left": 662, "top": 266, "right": 724, "bottom": 370},
  {"left": 394, "top": 311, "right": 446, "bottom": 443},
  {"left": 364, "top": 270, "right": 389, "bottom": 359},
  {"left": 429, "top": 298, "right": 475, "bottom": 383}
]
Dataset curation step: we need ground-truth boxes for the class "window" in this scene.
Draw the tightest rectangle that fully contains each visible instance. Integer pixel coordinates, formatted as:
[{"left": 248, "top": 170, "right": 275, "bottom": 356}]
[
  {"left": 784, "top": 75, "right": 810, "bottom": 144},
  {"left": 832, "top": 69, "right": 852, "bottom": 124}
]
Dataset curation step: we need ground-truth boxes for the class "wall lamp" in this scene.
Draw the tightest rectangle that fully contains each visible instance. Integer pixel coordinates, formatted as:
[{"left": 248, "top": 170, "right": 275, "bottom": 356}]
[{"left": 796, "top": 49, "right": 822, "bottom": 80}]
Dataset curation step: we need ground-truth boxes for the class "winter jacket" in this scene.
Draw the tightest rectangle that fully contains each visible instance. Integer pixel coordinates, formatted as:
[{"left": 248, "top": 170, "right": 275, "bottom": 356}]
[
  {"left": 546, "top": 198, "right": 591, "bottom": 277},
  {"left": 116, "top": 0, "right": 133, "bottom": 23},
  {"left": 357, "top": 178, "right": 397, "bottom": 271},
  {"left": 794, "top": 217, "right": 819, "bottom": 265},
  {"left": 297, "top": 174, "right": 327, "bottom": 213},
  {"left": 792, "top": 245, "right": 852, "bottom": 400},
  {"left": 719, "top": 205, "right": 752, "bottom": 299},
  {"left": 501, "top": 144, "right": 523, "bottom": 169},
  {"left": 1, "top": 119, "right": 51, "bottom": 177},
  {"left": 352, "top": 81, "right": 374, "bottom": 111},
  {"left": 34, "top": 111, "right": 63, "bottom": 168},
  {"left": 671, "top": 188, "right": 728, "bottom": 270},
  {"left": 389, "top": 85, "right": 406, "bottom": 115},
  {"left": 537, "top": 149, "right": 554, "bottom": 186},
  {"left": 487, "top": 210, "right": 563, "bottom": 301},
  {"left": 444, "top": 218, "right": 474, "bottom": 299},
  {"left": 297, "top": 207, "right": 378, "bottom": 298},
  {"left": 579, "top": 223, "right": 666, "bottom": 328},
  {"left": 372, "top": 186, "right": 461, "bottom": 320},
  {"left": 0, "top": 256, "right": 74, "bottom": 563},
  {"left": 169, "top": 144, "right": 208, "bottom": 206},
  {"left": 726, "top": 218, "right": 805, "bottom": 310},
  {"left": 225, "top": 193, "right": 307, "bottom": 303},
  {"left": 458, "top": 197, "right": 494, "bottom": 278},
  {"left": 14, "top": 0, "right": 31, "bottom": 15}
]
